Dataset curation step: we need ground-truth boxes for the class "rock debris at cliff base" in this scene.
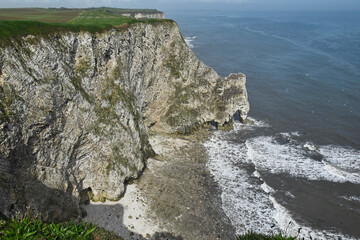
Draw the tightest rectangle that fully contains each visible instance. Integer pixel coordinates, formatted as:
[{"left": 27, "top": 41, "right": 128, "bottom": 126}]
[{"left": 84, "top": 131, "right": 237, "bottom": 240}]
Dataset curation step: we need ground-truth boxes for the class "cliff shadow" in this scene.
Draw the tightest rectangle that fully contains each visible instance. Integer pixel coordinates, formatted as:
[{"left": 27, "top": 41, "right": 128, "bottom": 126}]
[
  {"left": 0, "top": 134, "right": 81, "bottom": 222},
  {"left": 82, "top": 201, "right": 183, "bottom": 240},
  {"left": 2, "top": 177, "right": 182, "bottom": 240},
  {"left": 0, "top": 136, "right": 181, "bottom": 239}
]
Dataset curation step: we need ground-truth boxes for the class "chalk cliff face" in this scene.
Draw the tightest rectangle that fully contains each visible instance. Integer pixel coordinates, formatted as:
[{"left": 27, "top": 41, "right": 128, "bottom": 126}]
[
  {"left": 0, "top": 21, "right": 249, "bottom": 221},
  {"left": 120, "top": 12, "right": 165, "bottom": 19}
]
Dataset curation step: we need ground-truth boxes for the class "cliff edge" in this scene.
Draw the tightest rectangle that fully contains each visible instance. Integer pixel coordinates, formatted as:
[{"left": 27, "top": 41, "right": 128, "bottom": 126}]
[{"left": 0, "top": 21, "right": 249, "bottom": 221}]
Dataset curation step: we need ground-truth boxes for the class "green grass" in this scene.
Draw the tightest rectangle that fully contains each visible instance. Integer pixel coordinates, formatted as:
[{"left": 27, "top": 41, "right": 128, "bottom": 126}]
[
  {"left": 0, "top": 8, "right": 173, "bottom": 43},
  {"left": 67, "top": 9, "right": 140, "bottom": 26},
  {"left": 67, "top": 9, "right": 171, "bottom": 27},
  {"left": 0, "top": 217, "right": 96, "bottom": 240},
  {"left": 0, "top": 8, "right": 82, "bottom": 23},
  {"left": 237, "top": 231, "right": 296, "bottom": 240},
  {"left": 0, "top": 20, "right": 113, "bottom": 42},
  {"left": 0, "top": 216, "right": 123, "bottom": 240}
]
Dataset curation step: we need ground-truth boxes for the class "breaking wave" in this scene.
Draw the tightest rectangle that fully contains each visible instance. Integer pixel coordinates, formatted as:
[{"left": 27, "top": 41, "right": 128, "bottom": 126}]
[
  {"left": 184, "top": 36, "right": 196, "bottom": 48},
  {"left": 204, "top": 118, "right": 360, "bottom": 239}
]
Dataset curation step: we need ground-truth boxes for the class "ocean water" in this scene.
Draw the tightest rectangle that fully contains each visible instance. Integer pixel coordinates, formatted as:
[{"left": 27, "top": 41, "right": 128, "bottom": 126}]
[{"left": 167, "top": 10, "right": 360, "bottom": 239}]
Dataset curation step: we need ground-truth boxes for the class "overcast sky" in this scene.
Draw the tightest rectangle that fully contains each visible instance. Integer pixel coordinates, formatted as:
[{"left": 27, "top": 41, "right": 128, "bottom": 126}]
[{"left": 1, "top": 0, "right": 360, "bottom": 11}]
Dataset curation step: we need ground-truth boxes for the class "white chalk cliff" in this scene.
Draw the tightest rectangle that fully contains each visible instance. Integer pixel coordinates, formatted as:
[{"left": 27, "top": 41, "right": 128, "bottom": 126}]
[{"left": 0, "top": 21, "right": 249, "bottom": 221}]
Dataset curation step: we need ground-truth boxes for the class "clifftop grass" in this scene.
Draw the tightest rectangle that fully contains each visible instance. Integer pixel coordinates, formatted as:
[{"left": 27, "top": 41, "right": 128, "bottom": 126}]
[
  {"left": 0, "top": 8, "right": 172, "bottom": 42},
  {"left": 0, "top": 8, "right": 82, "bottom": 23}
]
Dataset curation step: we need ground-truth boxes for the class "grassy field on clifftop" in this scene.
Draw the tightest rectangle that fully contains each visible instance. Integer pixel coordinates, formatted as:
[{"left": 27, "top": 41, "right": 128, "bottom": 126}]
[
  {"left": 0, "top": 8, "right": 170, "bottom": 41},
  {"left": 0, "top": 8, "right": 82, "bottom": 22}
]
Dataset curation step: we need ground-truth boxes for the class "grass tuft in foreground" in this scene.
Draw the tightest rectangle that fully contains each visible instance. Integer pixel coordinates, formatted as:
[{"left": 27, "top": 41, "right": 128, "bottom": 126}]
[
  {"left": 0, "top": 215, "right": 123, "bottom": 240},
  {"left": 0, "top": 217, "right": 95, "bottom": 240},
  {"left": 236, "top": 231, "right": 296, "bottom": 240}
]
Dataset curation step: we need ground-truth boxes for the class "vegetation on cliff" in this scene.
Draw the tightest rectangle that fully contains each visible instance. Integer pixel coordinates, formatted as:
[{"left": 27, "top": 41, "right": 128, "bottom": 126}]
[
  {"left": 237, "top": 231, "right": 296, "bottom": 240},
  {"left": 0, "top": 8, "right": 171, "bottom": 42},
  {"left": 0, "top": 217, "right": 123, "bottom": 240}
]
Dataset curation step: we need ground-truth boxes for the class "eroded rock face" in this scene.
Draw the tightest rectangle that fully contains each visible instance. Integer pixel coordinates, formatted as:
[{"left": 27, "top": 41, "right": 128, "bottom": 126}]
[{"left": 0, "top": 21, "right": 249, "bottom": 221}]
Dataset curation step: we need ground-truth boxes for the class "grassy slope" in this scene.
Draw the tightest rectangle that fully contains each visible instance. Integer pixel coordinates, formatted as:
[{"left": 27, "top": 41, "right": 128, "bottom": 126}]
[
  {"left": 67, "top": 9, "right": 156, "bottom": 26},
  {"left": 0, "top": 217, "right": 123, "bottom": 240},
  {"left": 0, "top": 8, "right": 171, "bottom": 42},
  {"left": 0, "top": 8, "right": 83, "bottom": 23}
]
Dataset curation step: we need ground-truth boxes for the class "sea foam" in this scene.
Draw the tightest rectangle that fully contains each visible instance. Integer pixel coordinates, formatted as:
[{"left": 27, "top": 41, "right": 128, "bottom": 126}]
[
  {"left": 204, "top": 132, "right": 279, "bottom": 235},
  {"left": 184, "top": 36, "right": 196, "bottom": 48},
  {"left": 246, "top": 136, "right": 360, "bottom": 184},
  {"left": 204, "top": 117, "right": 360, "bottom": 239}
]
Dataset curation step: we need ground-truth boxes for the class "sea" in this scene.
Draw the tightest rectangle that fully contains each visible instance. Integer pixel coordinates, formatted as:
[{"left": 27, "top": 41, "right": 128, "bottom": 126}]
[{"left": 166, "top": 10, "right": 360, "bottom": 239}]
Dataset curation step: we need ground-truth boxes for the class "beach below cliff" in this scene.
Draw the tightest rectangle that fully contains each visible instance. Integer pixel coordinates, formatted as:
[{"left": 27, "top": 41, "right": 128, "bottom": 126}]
[{"left": 83, "top": 129, "right": 236, "bottom": 240}]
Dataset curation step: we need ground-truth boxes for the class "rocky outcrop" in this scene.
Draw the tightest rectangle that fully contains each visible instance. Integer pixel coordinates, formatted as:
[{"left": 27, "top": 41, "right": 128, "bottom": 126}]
[{"left": 0, "top": 21, "right": 249, "bottom": 221}]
